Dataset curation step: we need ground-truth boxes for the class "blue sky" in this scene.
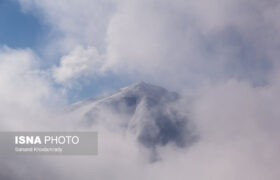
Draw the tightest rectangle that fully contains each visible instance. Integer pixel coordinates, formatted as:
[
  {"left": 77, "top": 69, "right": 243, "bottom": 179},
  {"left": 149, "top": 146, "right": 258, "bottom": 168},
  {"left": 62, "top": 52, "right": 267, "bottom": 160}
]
[{"left": 0, "top": 0, "right": 44, "bottom": 49}]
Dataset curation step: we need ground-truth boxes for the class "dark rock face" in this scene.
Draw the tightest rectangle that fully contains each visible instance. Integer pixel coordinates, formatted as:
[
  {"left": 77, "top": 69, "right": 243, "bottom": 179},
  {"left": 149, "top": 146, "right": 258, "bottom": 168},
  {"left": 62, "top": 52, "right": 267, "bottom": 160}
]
[
  {"left": 69, "top": 82, "right": 198, "bottom": 155},
  {"left": 138, "top": 109, "right": 189, "bottom": 148}
]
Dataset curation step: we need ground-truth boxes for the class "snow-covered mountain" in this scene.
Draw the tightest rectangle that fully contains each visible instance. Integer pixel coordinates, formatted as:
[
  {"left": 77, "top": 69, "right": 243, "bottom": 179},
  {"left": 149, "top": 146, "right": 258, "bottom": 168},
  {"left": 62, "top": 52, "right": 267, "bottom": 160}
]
[{"left": 67, "top": 82, "right": 197, "bottom": 151}]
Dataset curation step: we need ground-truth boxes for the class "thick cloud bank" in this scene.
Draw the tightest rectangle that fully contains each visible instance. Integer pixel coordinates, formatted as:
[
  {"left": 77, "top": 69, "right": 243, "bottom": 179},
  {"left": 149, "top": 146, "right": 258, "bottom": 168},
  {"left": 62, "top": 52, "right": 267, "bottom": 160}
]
[
  {"left": 19, "top": 0, "right": 280, "bottom": 87},
  {"left": 0, "top": 47, "right": 64, "bottom": 130}
]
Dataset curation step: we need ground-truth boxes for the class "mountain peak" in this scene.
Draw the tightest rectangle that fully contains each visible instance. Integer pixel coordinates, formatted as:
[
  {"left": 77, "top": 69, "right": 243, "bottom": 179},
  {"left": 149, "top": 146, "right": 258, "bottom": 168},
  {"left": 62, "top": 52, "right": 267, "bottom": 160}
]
[
  {"left": 122, "top": 81, "right": 164, "bottom": 92},
  {"left": 66, "top": 82, "right": 197, "bottom": 160},
  {"left": 119, "top": 81, "right": 178, "bottom": 102}
]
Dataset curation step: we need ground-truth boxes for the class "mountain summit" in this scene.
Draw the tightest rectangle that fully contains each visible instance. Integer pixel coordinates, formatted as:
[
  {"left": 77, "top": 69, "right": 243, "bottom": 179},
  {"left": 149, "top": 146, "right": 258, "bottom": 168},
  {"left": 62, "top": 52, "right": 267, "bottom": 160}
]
[{"left": 68, "top": 82, "right": 197, "bottom": 153}]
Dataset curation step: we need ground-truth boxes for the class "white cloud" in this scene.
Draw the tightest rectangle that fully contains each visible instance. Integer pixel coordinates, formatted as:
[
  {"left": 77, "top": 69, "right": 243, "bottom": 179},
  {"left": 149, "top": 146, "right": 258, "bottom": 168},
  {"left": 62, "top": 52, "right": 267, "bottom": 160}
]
[
  {"left": 18, "top": 0, "right": 280, "bottom": 88},
  {"left": 52, "top": 45, "right": 103, "bottom": 86},
  {"left": 0, "top": 46, "right": 64, "bottom": 130},
  {"left": 104, "top": 0, "right": 280, "bottom": 88},
  {"left": 3, "top": 0, "right": 280, "bottom": 179}
]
